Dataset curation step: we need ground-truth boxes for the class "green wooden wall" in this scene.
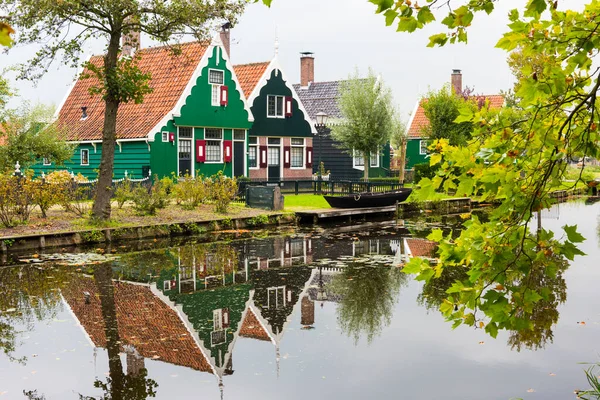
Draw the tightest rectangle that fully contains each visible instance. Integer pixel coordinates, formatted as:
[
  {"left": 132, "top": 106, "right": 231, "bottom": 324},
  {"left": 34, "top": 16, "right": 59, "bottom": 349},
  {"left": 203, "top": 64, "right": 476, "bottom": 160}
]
[
  {"left": 406, "top": 138, "right": 428, "bottom": 170},
  {"left": 33, "top": 141, "right": 150, "bottom": 180},
  {"left": 151, "top": 46, "right": 251, "bottom": 179},
  {"left": 249, "top": 69, "right": 312, "bottom": 138}
]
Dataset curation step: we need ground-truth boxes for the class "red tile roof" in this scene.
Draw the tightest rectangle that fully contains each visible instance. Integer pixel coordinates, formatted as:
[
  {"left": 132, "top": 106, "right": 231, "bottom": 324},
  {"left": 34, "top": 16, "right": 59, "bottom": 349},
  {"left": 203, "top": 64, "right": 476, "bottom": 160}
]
[
  {"left": 405, "top": 238, "right": 438, "bottom": 258},
  {"left": 58, "top": 42, "right": 209, "bottom": 141},
  {"left": 407, "top": 94, "right": 505, "bottom": 139},
  {"left": 62, "top": 275, "right": 213, "bottom": 373},
  {"left": 233, "top": 62, "right": 269, "bottom": 98},
  {"left": 239, "top": 308, "right": 271, "bottom": 342}
]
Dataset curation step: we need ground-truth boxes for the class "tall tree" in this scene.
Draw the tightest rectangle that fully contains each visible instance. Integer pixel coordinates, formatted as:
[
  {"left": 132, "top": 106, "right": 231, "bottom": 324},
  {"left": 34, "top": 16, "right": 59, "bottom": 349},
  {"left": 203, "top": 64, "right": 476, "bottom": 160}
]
[
  {"left": 2, "top": 0, "right": 245, "bottom": 220},
  {"left": 0, "top": 102, "right": 74, "bottom": 171},
  {"left": 331, "top": 70, "right": 395, "bottom": 180}
]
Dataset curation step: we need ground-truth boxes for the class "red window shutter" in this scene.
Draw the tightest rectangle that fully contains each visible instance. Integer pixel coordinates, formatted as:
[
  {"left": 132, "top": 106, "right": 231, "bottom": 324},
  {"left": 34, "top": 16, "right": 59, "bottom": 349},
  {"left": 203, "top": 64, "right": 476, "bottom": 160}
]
[
  {"left": 196, "top": 140, "right": 206, "bottom": 163},
  {"left": 224, "top": 140, "right": 232, "bottom": 163},
  {"left": 306, "top": 146, "right": 313, "bottom": 168},
  {"left": 169, "top": 132, "right": 175, "bottom": 142},
  {"left": 283, "top": 146, "right": 291, "bottom": 168},
  {"left": 220, "top": 85, "right": 229, "bottom": 106},
  {"left": 259, "top": 145, "right": 268, "bottom": 168},
  {"left": 285, "top": 96, "right": 293, "bottom": 117}
]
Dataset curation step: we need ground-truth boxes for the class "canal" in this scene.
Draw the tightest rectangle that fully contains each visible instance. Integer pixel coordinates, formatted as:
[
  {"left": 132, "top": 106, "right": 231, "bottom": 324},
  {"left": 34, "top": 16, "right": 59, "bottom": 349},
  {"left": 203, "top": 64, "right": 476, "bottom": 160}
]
[{"left": 0, "top": 201, "right": 599, "bottom": 399}]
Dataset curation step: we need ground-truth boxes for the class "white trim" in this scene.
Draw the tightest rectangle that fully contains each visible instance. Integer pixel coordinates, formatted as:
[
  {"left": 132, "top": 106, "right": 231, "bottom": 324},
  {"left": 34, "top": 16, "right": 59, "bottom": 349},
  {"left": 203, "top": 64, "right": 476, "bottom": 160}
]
[
  {"left": 248, "top": 138, "right": 259, "bottom": 170},
  {"left": 232, "top": 129, "right": 247, "bottom": 177},
  {"left": 146, "top": 37, "right": 254, "bottom": 141},
  {"left": 208, "top": 68, "right": 225, "bottom": 85},
  {"left": 267, "top": 137, "right": 283, "bottom": 180},
  {"left": 352, "top": 149, "right": 379, "bottom": 170},
  {"left": 246, "top": 56, "right": 317, "bottom": 134},
  {"left": 116, "top": 141, "right": 122, "bottom": 152},
  {"left": 177, "top": 126, "right": 195, "bottom": 177},
  {"left": 42, "top": 158, "right": 51, "bottom": 166},
  {"left": 59, "top": 294, "right": 96, "bottom": 348},
  {"left": 161, "top": 131, "right": 169, "bottom": 142},
  {"left": 80, "top": 149, "right": 90, "bottom": 166},
  {"left": 290, "top": 137, "right": 306, "bottom": 169}
]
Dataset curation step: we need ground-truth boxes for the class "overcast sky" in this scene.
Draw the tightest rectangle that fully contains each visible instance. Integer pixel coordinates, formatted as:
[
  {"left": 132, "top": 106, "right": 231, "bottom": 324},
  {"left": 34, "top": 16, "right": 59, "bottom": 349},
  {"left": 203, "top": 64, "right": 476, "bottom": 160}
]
[{"left": 0, "top": 0, "right": 566, "bottom": 123}]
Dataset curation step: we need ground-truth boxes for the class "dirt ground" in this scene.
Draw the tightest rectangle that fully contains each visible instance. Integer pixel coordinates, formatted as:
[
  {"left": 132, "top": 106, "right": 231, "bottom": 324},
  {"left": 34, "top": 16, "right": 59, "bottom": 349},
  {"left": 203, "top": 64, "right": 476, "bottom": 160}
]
[{"left": 0, "top": 201, "right": 283, "bottom": 238}]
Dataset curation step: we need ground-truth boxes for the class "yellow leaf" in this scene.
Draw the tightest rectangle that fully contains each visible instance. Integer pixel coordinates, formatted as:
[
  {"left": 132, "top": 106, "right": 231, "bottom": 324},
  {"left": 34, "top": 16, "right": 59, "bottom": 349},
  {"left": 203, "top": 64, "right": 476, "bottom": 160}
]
[
  {"left": 0, "top": 23, "right": 14, "bottom": 47},
  {"left": 478, "top": 321, "right": 484, "bottom": 328}
]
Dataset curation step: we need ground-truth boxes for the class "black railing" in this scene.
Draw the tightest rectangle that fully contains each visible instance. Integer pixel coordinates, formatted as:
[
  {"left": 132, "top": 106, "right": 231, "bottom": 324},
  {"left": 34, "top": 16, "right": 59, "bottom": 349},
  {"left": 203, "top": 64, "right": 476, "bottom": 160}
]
[{"left": 236, "top": 178, "right": 404, "bottom": 202}]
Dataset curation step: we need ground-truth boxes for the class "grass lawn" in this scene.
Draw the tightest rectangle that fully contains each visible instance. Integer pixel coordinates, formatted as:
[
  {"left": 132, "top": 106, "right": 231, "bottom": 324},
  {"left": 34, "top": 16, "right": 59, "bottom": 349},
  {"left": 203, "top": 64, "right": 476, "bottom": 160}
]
[{"left": 284, "top": 194, "right": 331, "bottom": 211}]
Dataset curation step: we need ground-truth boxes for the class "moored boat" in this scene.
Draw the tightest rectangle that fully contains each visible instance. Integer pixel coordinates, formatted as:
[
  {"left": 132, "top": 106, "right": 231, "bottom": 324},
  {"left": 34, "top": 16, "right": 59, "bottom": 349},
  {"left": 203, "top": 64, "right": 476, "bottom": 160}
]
[{"left": 323, "top": 188, "right": 412, "bottom": 208}]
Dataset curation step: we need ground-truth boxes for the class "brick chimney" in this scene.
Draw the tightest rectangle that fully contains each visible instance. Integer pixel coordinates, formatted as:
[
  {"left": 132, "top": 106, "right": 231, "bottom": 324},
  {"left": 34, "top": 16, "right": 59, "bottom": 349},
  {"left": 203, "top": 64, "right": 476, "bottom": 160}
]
[
  {"left": 451, "top": 69, "right": 462, "bottom": 95},
  {"left": 220, "top": 22, "right": 231, "bottom": 58},
  {"left": 300, "top": 52, "right": 314, "bottom": 87},
  {"left": 121, "top": 17, "right": 140, "bottom": 57}
]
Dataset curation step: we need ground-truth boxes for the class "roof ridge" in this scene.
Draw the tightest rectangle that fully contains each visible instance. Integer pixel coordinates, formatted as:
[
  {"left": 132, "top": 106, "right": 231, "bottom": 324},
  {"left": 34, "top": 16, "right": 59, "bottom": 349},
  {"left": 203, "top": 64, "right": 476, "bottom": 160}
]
[
  {"left": 234, "top": 61, "right": 270, "bottom": 67},
  {"left": 88, "top": 40, "right": 209, "bottom": 59}
]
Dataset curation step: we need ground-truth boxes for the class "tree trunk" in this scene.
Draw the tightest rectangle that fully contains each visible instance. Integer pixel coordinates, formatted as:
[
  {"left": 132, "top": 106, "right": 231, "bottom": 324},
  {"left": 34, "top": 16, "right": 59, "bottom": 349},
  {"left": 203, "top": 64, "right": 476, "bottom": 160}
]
[
  {"left": 92, "top": 32, "right": 121, "bottom": 220},
  {"left": 94, "top": 263, "right": 125, "bottom": 400},
  {"left": 398, "top": 137, "right": 407, "bottom": 184},
  {"left": 364, "top": 153, "right": 370, "bottom": 181}
]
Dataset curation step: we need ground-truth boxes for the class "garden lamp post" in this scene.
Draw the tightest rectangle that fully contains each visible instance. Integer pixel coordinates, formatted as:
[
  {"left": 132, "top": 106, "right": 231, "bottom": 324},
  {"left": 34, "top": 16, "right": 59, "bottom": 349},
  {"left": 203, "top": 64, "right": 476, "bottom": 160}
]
[{"left": 315, "top": 112, "right": 329, "bottom": 178}]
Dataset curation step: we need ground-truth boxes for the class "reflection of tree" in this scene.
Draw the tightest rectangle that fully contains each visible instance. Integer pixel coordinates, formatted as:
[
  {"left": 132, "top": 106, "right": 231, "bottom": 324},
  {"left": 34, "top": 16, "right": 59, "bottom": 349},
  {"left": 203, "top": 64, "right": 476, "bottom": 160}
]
[
  {"left": 79, "top": 263, "right": 158, "bottom": 400},
  {"left": 330, "top": 265, "right": 407, "bottom": 344},
  {"left": 0, "top": 265, "right": 68, "bottom": 363},
  {"left": 418, "top": 265, "right": 469, "bottom": 311},
  {"left": 506, "top": 257, "right": 567, "bottom": 352}
]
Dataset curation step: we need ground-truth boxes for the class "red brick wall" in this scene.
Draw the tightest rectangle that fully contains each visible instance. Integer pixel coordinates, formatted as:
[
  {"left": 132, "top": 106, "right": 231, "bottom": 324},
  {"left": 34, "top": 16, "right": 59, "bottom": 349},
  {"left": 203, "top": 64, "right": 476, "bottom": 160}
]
[{"left": 249, "top": 137, "right": 313, "bottom": 180}]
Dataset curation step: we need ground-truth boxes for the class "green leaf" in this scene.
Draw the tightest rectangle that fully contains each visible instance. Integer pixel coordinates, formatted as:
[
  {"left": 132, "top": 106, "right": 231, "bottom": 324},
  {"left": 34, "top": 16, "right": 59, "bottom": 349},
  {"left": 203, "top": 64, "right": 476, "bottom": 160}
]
[
  {"left": 417, "top": 7, "right": 435, "bottom": 24},
  {"left": 485, "top": 322, "right": 499, "bottom": 338},
  {"left": 563, "top": 225, "right": 585, "bottom": 243},
  {"left": 397, "top": 16, "right": 419, "bottom": 32},
  {"left": 525, "top": 0, "right": 547, "bottom": 16},
  {"left": 384, "top": 9, "right": 399, "bottom": 26},
  {"left": 427, "top": 229, "right": 443, "bottom": 242},
  {"left": 370, "top": 0, "right": 395, "bottom": 13},
  {"left": 403, "top": 257, "right": 424, "bottom": 274},
  {"left": 429, "top": 152, "right": 442, "bottom": 166},
  {"left": 427, "top": 33, "right": 448, "bottom": 47}
]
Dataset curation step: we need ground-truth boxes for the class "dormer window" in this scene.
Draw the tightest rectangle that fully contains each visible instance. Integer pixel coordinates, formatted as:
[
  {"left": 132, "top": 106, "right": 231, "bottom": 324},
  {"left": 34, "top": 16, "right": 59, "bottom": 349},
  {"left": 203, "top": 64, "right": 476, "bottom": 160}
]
[
  {"left": 81, "top": 106, "right": 88, "bottom": 121},
  {"left": 209, "top": 69, "right": 226, "bottom": 106}
]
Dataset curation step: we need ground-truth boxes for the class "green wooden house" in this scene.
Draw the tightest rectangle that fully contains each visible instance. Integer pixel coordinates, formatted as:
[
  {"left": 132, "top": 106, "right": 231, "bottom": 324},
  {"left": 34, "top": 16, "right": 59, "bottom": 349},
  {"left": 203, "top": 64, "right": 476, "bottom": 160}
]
[
  {"left": 234, "top": 55, "right": 316, "bottom": 181},
  {"left": 33, "top": 36, "right": 253, "bottom": 180}
]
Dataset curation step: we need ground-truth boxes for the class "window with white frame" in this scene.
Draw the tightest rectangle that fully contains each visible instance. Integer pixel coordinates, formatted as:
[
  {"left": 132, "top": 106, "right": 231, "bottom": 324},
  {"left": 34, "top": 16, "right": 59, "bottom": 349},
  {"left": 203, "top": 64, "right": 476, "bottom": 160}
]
[
  {"left": 419, "top": 140, "right": 429, "bottom": 155},
  {"left": 233, "top": 129, "right": 245, "bottom": 141},
  {"left": 205, "top": 128, "right": 222, "bottom": 162},
  {"left": 291, "top": 138, "right": 304, "bottom": 168},
  {"left": 179, "top": 127, "right": 193, "bottom": 138},
  {"left": 42, "top": 158, "right": 51, "bottom": 166},
  {"left": 80, "top": 149, "right": 89, "bottom": 166},
  {"left": 209, "top": 69, "right": 224, "bottom": 107},
  {"left": 267, "top": 95, "right": 285, "bottom": 118},
  {"left": 161, "top": 131, "right": 169, "bottom": 142},
  {"left": 353, "top": 150, "right": 379, "bottom": 168},
  {"left": 249, "top": 137, "right": 258, "bottom": 168}
]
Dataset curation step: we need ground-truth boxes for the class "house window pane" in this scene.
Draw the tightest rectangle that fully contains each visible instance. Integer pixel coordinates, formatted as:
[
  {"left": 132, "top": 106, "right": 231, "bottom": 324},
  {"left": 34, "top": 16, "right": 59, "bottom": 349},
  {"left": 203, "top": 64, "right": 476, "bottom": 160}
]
[
  {"left": 42, "top": 158, "right": 50, "bottom": 166},
  {"left": 211, "top": 85, "right": 220, "bottom": 106},
  {"left": 249, "top": 146, "right": 257, "bottom": 168},
  {"left": 354, "top": 151, "right": 364, "bottom": 167},
  {"left": 205, "top": 129, "right": 222, "bottom": 139},
  {"left": 370, "top": 154, "right": 378, "bottom": 167},
  {"left": 209, "top": 70, "right": 224, "bottom": 85},
  {"left": 276, "top": 96, "right": 283, "bottom": 116},
  {"left": 291, "top": 147, "right": 303, "bottom": 168},
  {"left": 233, "top": 129, "right": 245, "bottom": 140},
  {"left": 291, "top": 138, "right": 304, "bottom": 146},
  {"left": 420, "top": 140, "right": 429, "bottom": 155},
  {"left": 267, "top": 96, "right": 276, "bottom": 116},
  {"left": 206, "top": 140, "right": 221, "bottom": 162},
  {"left": 81, "top": 150, "right": 89, "bottom": 165},
  {"left": 268, "top": 147, "right": 280, "bottom": 166},
  {"left": 268, "top": 138, "right": 280, "bottom": 145},
  {"left": 249, "top": 136, "right": 257, "bottom": 145},
  {"left": 179, "top": 127, "right": 193, "bottom": 138}
]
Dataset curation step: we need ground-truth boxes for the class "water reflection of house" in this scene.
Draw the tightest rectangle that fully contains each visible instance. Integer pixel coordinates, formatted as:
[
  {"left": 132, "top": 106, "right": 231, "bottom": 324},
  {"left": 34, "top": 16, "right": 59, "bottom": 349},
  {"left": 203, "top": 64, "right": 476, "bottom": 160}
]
[
  {"left": 402, "top": 238, "right": 438, "bottom": 263},
  {"left": 246, "top": 236, "right": 313, "bottom": 270}
]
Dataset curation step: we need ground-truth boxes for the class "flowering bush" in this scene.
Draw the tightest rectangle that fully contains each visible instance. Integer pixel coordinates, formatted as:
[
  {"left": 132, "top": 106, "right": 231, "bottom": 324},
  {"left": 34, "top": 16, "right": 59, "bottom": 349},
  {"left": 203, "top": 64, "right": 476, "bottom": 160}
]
[{"left": 208, "top": 171, "right": 237, "bottom": 214}]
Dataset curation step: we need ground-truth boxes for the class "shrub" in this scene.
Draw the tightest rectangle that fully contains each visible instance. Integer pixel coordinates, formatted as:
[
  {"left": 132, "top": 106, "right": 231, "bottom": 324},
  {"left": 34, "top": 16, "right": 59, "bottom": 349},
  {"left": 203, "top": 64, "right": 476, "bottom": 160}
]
[
  {"left": 413, "top": 162, "right": 437, "bottom": 183},
  {"left": 28, "top": 178, "right": 65, "bottom": 218},
  {"left": 208, "top": 171, "right": 237, "bottom": 214},
  {"left": 0, "top": 173, "right": 27, "bottom": 227},
  {"left": 172, "top": 174, "right": 208, "bottom": 210},
  {"left": 114, "top": 179, "right": 135, "bottom": 209},
  {"left": 132, "top": 177, "right": 170, "bottom": 216}
]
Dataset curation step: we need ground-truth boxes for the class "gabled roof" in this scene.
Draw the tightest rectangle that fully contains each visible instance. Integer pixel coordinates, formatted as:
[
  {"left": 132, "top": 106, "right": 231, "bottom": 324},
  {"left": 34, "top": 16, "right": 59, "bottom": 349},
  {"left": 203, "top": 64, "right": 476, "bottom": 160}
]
[
  {"left": 57, "top": 41, "right": 210, "bottom": 141},
  {"left": 233, "top": 62, "right": 270, "bottom": 99},
  {"left": 292, "top": 81, "right": 343, "bottom": 120},
  {"left": 62, "top": 275, "right": 213, "bottom": 373},
  {"left": 407, "top": 94, "right": 505, "bottom": 139},
  {"left": 239, "top": 308, "right": 272, "bottom": 342},
  {"left": 404, "top": 238, "right": 438, "bottom": 259}
]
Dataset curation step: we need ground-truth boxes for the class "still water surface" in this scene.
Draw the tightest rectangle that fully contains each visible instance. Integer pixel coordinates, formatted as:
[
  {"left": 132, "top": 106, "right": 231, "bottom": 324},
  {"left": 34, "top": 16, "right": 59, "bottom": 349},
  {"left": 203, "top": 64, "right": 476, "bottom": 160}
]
[{"left": 1, "top": 201, "right": 600, "bottom": 400}]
